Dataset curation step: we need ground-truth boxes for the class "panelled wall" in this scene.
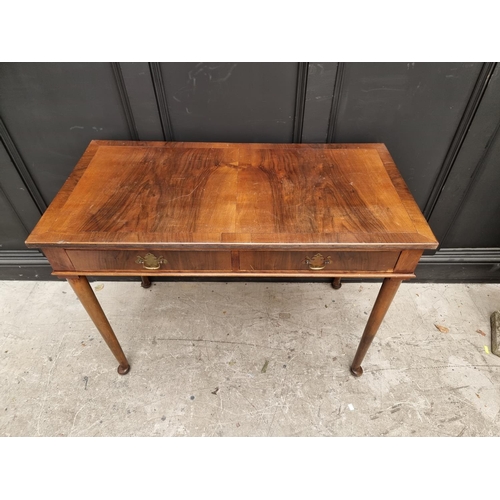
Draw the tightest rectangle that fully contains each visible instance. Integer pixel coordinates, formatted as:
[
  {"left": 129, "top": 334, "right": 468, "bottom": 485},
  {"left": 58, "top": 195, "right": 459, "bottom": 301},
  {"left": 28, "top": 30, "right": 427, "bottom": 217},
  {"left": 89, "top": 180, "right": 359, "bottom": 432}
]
[{"left": 0, "top": 62, "right": 499, "bottom": 280}]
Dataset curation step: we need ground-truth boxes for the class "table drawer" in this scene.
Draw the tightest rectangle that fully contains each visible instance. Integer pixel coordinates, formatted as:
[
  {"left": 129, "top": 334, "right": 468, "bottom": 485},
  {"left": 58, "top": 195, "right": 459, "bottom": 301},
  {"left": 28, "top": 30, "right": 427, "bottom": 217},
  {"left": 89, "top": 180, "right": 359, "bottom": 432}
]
[
  {"left": 65, "top": 249, "right": 232, "bottom": 272},
  {"left": 239, "top": 251, "right": 399, "bottom": 272}
]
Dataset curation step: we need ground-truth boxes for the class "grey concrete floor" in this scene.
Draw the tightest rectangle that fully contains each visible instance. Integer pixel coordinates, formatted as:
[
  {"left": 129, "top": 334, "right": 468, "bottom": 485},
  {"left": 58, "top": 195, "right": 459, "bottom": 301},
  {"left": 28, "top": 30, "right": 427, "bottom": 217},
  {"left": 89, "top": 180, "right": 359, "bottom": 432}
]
[{"left": 1, "top": 279, "right": 500, "bottom": 437}]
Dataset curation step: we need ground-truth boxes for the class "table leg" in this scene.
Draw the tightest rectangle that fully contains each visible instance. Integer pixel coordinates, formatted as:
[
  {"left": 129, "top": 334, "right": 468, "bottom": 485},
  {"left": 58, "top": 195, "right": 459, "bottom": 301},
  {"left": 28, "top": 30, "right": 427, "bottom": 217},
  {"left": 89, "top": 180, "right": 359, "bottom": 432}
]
[
  {"left": 350, "top": 278, "right": 402, "bottom": 377},
  {"left": 332, "top": 278, "right": 342, "bottom": 289},
  {"left": 141, "top": 276, "right": 152, "bottom": 288},
  {"left": 67, "top": 276, "right": 130, "bottom": 375}
]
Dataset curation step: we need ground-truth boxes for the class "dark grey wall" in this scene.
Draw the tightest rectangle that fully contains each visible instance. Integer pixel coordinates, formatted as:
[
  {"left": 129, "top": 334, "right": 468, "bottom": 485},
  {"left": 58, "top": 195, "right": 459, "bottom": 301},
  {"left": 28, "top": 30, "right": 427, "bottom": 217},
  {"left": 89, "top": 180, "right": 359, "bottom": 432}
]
[
  {"left": 429, "top": 64, "right": 500, "bottom": 248},
  {"left": 1, "top": 62, "right": 499, "bottom": 281},
  {"left": 331, "top": 62, "right": 482, "bottom": 209},
  {"left": 159, "top": 62, "right": 300, "bottom": 142}
]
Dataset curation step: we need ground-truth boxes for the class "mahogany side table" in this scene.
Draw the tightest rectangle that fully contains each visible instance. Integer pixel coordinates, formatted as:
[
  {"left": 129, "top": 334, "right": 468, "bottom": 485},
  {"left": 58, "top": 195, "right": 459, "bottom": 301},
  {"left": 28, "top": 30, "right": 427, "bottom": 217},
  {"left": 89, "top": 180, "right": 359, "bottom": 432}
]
[{"left": 26, "top": 141, "right": 438, "bottom": 376}]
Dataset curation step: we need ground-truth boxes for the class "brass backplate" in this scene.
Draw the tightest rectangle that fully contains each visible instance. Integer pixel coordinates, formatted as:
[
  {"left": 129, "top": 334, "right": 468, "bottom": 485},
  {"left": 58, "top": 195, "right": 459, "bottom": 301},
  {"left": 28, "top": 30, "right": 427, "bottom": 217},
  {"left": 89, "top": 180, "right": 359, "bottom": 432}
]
[
  {"left": 305, "top": 253, "right": 331, "bottom": 270},
  {"left": 136, "top": 253, "right": 167, "bottom": 270}
]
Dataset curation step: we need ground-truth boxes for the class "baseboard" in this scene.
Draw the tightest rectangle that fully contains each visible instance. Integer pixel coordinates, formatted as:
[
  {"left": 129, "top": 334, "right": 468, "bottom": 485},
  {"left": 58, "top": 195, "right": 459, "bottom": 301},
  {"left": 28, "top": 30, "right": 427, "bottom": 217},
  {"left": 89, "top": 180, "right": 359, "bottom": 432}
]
[
  {"left": 0, "top": 250, "right": 55, "bottom": 280},
  {"left": 1, "top": 248, "right": 500, "bottom": 282},
  {"left": 415, "top": 248, "right": 500, "bottom": 282}
]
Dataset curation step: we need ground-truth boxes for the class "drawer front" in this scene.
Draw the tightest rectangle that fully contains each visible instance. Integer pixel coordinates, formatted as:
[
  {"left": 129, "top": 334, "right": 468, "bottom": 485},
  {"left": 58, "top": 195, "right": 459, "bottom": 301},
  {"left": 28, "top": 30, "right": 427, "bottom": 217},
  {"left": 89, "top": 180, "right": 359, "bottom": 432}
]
[
  {"left": 239, "top": 251, "right": 399, "bottom": 272},
  {"left": 66, "top": 250, "right": 232, "bottom": 272}
]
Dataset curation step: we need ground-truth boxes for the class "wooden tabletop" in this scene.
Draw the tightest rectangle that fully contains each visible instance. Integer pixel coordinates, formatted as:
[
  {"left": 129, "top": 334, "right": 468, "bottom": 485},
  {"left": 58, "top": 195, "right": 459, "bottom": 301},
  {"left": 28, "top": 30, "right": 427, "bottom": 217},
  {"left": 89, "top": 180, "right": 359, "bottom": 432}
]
[{"left": 26, "top": 141, "right": 438, "bottom": 250}]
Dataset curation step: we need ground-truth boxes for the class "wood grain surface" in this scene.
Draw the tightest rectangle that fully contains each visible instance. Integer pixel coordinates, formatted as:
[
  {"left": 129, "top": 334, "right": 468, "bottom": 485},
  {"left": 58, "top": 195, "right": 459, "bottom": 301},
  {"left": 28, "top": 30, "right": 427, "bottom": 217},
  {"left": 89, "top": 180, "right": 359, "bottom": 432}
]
[
  {"left": 65, "top": 249, "right": 232, "bottom": 272},
  {"left": 239, "top": 250, "right": 399, "bottom": 272},
  {"left": 26, "top": 141, "right": 438, "bottom": 250},
  {"left": 25, "top": 141, "right": 438, "bottom": 377}
]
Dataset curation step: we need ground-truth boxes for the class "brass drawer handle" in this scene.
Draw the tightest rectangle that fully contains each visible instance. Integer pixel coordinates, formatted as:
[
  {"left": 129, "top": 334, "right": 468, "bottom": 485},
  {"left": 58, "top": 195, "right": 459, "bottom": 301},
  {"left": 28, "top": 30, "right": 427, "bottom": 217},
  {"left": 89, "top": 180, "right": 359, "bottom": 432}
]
[
  {"left": 136, "top": 253, "right": 167, "bottom": 270},
  {"left": 304, "top": 253, "right": 331, "bottom": 271}
]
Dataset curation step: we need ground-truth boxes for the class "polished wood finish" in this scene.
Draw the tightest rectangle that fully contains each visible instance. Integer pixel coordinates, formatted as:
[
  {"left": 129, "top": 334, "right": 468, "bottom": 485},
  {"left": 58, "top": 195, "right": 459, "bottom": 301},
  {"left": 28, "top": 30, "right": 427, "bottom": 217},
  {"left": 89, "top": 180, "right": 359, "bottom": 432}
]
[
  {"left": 350, "top": 278, "right": 402, "bottom": 377},
  {"left": 26, "top": 141, "right": 437, "bottom": 250},
  {"left": 141, "top": 276, "right": 151, "bottom": 288},
  {"left": 41, "top": 248, "right": 74, "bottom": 270},
  {"left": 26, "top": 141, "right": 438, "bottom": 376},
  {"left": 51, "top": 270, "right": 416, "bottom": 279},
  {"left": 394, "top": 249, "right": 425, "bottom": 273},
  {"left": 239, "top": 250, "right": 399, "bottom": 272},
  {"left": 67, "top": 276, "right": 130, "bottom": 375},
  {"left": 64, "top": 249, "right": 232, "bottom": 272}
]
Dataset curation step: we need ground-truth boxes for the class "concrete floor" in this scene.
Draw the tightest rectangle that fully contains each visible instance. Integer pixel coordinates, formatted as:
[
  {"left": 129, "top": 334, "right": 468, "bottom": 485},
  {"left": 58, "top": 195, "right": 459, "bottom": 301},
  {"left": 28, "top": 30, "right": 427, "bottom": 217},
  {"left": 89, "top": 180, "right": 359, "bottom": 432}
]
[{"left": 1, "top": 279, "right": 499, "bottom": 437}]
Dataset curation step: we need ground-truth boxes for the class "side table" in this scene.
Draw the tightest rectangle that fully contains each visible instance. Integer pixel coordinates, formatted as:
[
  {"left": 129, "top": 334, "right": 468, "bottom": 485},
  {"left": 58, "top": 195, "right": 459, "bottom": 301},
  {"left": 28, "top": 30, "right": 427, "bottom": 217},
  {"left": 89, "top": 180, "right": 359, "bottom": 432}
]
[{"left": 26, "top": 141, "right": 438, "bottom": 376}]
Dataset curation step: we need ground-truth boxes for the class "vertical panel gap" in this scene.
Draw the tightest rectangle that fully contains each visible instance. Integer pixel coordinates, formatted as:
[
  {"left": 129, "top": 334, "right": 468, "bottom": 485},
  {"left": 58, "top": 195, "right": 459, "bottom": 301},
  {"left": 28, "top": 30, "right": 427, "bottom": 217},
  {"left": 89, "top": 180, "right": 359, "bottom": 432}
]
[
  {"left": 111, "top": 63, "right": 140, "bottom": 141},
  {"left": 0, "top": 116, "right": 47, "bottom": 212},
  {"left": 292, "top": 62, "right": 309, "bottom": 143},
  {"left": 149, "top": 63, "right": 174, "bottom": 141},
  {"left": 326, "top": 62, "right": 345, "bottom": 143},
  {"left": 423, "top": 62, "right": 497, "bottom": 219},
  {"left": 438, "top": 117, "right": 500, "bottom": 245}
]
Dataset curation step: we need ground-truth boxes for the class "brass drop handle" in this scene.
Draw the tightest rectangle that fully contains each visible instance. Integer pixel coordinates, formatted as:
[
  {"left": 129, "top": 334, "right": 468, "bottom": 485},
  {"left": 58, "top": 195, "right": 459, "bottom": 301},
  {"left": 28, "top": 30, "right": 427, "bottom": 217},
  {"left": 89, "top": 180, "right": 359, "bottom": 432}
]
[
  {"left": 136, "top": 253, "right": 167, "bottom": 270},
  {"left": 304, "top": 253, "right": 331, "bottom": 271}
]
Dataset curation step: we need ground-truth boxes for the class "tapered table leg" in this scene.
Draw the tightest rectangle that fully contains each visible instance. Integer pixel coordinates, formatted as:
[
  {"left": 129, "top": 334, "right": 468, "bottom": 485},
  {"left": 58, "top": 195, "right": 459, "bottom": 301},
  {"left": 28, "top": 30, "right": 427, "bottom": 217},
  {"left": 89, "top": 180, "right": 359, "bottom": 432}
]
[
  {"left": 350, "top": 278, "right": 402, "bottom": 377},
  {"left": 141, "top": 276, "right": 151, "bottom": 288},
  {"left": 332, "top": 278, "right": 342, "bottom": 289},
  {"left": 67, "top": 276, "right": 130, "bottom": 375}
]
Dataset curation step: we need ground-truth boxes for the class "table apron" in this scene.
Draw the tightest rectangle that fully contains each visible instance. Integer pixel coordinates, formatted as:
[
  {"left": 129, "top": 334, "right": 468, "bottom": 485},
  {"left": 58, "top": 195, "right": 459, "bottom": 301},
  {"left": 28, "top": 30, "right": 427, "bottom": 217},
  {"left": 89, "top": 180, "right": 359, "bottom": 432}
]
[
  {"left": 52, "top": 270, "right": 415, "bottom": 279},
  {"left": 45, "top": 248, "right": 407, "bottom": 274}
]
